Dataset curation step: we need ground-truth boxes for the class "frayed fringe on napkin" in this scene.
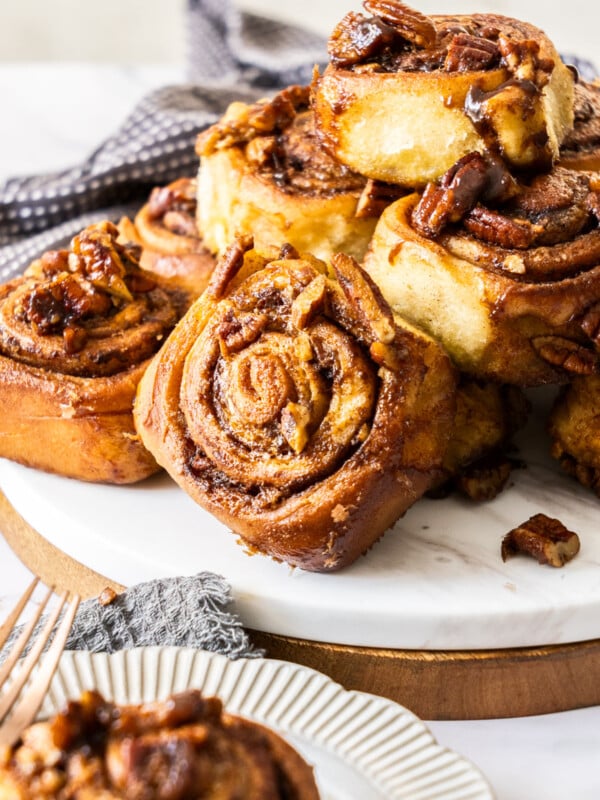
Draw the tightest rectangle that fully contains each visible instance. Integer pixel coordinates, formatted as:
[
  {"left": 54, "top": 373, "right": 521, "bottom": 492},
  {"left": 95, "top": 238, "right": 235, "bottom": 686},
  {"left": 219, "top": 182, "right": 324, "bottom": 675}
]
[{"left": 2, "top": 574, "right": 263, "bottom": 662}]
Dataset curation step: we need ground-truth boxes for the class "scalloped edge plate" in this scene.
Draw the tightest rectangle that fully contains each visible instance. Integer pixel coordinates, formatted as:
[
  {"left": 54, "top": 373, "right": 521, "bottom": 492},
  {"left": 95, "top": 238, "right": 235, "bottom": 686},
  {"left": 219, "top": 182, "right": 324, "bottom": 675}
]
[{"left": 39, "top": 646, "right": 494, "bottom": 800}]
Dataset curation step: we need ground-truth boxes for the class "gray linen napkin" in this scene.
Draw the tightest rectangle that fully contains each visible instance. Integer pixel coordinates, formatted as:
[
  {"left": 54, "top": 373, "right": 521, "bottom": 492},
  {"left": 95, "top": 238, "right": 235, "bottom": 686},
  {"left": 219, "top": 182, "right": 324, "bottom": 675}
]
[
  {"left": 2, "top": 574, "right": 262, "bottom": 662},
  {"left": 0, "top": 0, "right": 326, "bottom": 278}
]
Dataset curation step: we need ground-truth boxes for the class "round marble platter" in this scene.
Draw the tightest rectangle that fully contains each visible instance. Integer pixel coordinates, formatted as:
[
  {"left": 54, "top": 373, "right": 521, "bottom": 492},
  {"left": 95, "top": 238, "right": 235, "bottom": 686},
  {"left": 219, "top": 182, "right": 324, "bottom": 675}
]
[{"left": 0, "top": 387, "right": 598, "bottom": 652}]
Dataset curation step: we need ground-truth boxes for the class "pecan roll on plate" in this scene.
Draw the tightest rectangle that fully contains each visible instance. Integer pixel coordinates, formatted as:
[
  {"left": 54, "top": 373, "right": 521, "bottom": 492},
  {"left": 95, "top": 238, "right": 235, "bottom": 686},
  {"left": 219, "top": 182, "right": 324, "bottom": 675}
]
[
  {"left": 134, "top": 237, "right": 456, "bottom": 571},
  {"left": 0, "top": 689, "right": 320, "bottom": 799},
  {"left": 0, "top": 222, "right": 191, "bottom": 484},
  {"left": 312, "top": 1, "right": 574, "bottom": 186},
  {"left": 196, "top": 86, "right": 378, "bottom": 262},
  {"left": 364, "top": 158, "right": 600, "bottom": 385},
  {"left": 119, "top": 177, "right": 216, "bottom": 296}
]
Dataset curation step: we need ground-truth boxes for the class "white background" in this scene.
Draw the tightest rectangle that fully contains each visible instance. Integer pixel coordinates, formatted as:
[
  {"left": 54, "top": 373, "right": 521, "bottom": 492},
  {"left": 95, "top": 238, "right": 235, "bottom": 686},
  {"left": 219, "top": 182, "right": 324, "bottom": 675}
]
[{"left": 0, "top": 1, "right": 597, "bottom": 67}]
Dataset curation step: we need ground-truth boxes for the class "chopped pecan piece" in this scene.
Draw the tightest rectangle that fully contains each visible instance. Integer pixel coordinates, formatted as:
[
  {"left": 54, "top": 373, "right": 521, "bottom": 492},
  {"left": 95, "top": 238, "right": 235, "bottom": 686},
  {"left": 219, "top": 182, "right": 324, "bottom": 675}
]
[
  {"left": 413, "top": 152, "right": 512, "bottom": 237},
  {"left": 454, "top": 452, "right": 513, "bottom": 501},
  {"left": 531, "top": 336, "right": 599, "bottom": 375},
  {"left": 444, "top": 33, "right": 500, "bottom": 72},
  {"left": 98, "top": 586, "right": 119, "bottom": 606},
  {"left": 363, "top": 0, "right": 437, "bottom": 49},
  {"left": 498, "top": 36, "right": 553, "bottom": 88},
  {"left": 328, "top": 11, "right": 398, "bottom": 68},
  {"left": 501, "top": 513, "right": 580, "bottom": 567}
]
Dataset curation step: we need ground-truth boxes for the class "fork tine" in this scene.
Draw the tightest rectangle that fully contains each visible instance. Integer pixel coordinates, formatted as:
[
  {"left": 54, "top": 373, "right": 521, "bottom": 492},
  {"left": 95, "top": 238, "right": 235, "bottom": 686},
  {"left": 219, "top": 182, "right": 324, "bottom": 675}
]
[
  {"left": 0, "top": 593, "right": 80, "bottom": 748},
  {"left": 0, "top": 578, "right": 39, "bottom": 650},
  {"left": 0, "top": 584, "right": 53, "bottom": 688}
]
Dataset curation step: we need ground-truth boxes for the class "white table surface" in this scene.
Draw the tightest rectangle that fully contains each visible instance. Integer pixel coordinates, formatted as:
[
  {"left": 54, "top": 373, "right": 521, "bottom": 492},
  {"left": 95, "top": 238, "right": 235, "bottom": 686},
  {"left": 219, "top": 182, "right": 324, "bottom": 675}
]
[{"left": 1, "top": 61, "right": 600, "bottom": 800}]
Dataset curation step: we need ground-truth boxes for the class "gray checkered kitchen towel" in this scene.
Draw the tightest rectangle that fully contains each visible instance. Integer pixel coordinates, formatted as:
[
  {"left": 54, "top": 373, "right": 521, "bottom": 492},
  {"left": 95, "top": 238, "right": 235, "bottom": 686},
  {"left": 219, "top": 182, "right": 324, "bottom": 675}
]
[{"left": 0, "top": 0, "right": 326, "bottom": 279}]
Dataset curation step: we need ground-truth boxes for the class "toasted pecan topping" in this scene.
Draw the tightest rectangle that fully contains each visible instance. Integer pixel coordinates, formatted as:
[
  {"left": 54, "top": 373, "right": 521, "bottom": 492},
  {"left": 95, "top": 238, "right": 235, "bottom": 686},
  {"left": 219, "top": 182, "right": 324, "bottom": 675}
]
[
  {"left": 531, "top": 336, "right": 599, "bottom": 376},
  {"left": 412, "top": 152, "right": 516, "bottom": 238},
  {"left": 444, "top": 32, "right": 500, "bottom": 72},
  {"left": 363, "top": 0, "right": 437, "bottom": 48},
  {"left": 328, "top": 11, "right": 400, "bottom": 68},
  {"left": 497, "top": 35, "right": 554, "bottom": 87},
  {"left": 455, "top": 453, "right": 514, "bottom": 501},
  {"left": 196, "top": 86, "right": 309, "bottom": 156},
  {"left": 20, "top": 222, "right": 152, "bottom": 352},
  {"left": 501, "top": 513, "right": 580, "bottom": 567}
]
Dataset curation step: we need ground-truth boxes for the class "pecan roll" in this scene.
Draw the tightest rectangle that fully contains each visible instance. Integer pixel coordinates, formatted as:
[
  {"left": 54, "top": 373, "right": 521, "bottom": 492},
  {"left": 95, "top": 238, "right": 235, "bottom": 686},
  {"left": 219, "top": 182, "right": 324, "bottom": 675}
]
[
  {"left": 134, "top": 238, "right": 456, "bottom": 571},
  {"left": 364, "top": 161, "right": 600, "bottom": 385},
  {"left": 0, "top": 221, "right": 191, "bottom": 483},
  {"left": 195, "top": 85, "right": 377, "bottom": 262},
  {"left": 119, "top": 177, "right": 216, "bottom": 296},
  {"left": 313, "top": 2, "right": 574, "bottom": 186},
  {"left": 0, "top": 690, "right": 321, "bottom": 799},
  {"left": 559, "top": 79, "right": 600, "bottom": 173},
  {"left": 548, "top": 374, "right": 600, "bottom": 497}
]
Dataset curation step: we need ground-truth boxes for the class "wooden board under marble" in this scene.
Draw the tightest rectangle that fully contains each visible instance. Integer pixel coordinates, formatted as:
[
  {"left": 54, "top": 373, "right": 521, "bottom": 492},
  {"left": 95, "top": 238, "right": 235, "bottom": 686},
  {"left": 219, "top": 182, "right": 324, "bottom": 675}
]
[{"left": 2, "top": 488, "right": 600, "bottom": 721}]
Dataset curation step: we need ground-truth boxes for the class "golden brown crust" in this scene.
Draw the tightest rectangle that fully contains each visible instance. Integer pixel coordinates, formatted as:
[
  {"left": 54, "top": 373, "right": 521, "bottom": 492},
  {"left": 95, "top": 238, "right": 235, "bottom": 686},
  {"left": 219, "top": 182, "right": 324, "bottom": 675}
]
[
  {"left": 0, "top": 690, "right": 321, "bottom": 799},
  {"left": 313, "top": 7, "right": 574, "bottom": 185},
  {"left": 134, "top": 239, "right": 456, "bottom": 571},
  {"left": 548, "top": 375, "right": 600, "bottom": 496},
  {"left": 196, "top": 86, "right": 378, "bottom": 261},
  {"left": 119, "top": 178, "right": 216, "bottom": 296},
  {"left": 0, "top": 222, "right": 191, "bottom": 484},
  {"left": 363, "top": 166, "right": 600, "bottom": 385}
]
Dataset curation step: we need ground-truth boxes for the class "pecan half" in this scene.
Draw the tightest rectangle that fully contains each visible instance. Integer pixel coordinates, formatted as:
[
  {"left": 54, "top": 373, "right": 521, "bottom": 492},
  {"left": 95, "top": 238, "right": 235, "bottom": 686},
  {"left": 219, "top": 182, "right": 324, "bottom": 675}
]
[
  {"left": 328, "top": 11, "right": 398, "bottom": 68},
  {"left": 412, "top": 152, "right": 496, "bottom": 238},
  {"left": 501, "top": 513, "right": 580, "bottom": 567},
  {"left": 444, "top": 33, "right": 500, "bottom": 72},
  {"left": 531, "top": 336, "right": 599, "bottom": 376},
  {"left": 363, "top": 0, "right": 437, "bottom": 49}
]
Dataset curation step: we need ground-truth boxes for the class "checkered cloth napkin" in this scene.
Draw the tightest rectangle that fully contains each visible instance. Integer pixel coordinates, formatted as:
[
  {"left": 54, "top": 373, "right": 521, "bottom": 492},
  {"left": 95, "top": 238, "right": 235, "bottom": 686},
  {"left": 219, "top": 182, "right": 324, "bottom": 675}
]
[{"left": 0, "top": 0, "right": 326, "bottom": 280}]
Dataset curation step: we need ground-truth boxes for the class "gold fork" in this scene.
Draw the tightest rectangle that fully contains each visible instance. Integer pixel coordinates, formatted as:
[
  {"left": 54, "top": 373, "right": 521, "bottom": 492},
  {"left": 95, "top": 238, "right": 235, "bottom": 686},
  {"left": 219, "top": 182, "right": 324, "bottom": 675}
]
[{"left": 0, "top": 578, "right": 80, "bottom": 747}]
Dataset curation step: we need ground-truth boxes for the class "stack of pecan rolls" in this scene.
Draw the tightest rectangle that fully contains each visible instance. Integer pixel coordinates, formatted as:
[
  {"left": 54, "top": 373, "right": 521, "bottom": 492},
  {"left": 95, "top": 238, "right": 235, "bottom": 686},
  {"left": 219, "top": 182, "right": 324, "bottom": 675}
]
[{"left": 2, "top": 0, "right": 599, "bottom": 574}]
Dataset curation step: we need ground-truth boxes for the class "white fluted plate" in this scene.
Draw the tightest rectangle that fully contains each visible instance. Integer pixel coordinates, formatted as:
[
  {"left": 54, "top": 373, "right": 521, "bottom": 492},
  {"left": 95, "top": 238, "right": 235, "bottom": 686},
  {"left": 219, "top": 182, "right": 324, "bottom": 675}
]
[{"left": 39, "top": 646, "right": 493, "bottom": 800}]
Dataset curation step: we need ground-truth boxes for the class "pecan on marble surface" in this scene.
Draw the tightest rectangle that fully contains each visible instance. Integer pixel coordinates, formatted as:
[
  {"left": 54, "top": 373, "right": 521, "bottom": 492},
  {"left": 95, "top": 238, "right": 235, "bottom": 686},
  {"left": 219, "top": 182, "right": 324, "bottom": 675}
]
[{"left": 501, "top": 513, "right": 580, "bottom": 567}]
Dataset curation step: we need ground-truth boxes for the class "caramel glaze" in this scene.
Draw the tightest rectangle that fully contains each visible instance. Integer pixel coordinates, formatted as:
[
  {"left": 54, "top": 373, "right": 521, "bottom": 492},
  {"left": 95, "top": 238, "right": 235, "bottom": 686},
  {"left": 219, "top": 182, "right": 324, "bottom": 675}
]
[{"left": 0, "top": 690, "right": 320, "bottom": 799}]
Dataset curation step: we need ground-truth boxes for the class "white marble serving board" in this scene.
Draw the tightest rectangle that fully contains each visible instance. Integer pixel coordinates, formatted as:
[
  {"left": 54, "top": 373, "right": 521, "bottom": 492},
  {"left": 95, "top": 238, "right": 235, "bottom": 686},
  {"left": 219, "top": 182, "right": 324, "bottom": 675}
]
[{"left": 1, "top": 387, "right": 598, "bottom": 651}]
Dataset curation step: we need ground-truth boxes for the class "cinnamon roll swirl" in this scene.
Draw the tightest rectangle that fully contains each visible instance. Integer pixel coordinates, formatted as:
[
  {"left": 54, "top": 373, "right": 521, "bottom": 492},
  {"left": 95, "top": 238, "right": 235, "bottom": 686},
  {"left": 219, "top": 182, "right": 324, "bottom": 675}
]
[
  {"left": 548, "top": 375, "right": 600, "bottom": 497},
  {"left": 559, "top": 80, "right": 600, "bottom": 172},
  {"left": 195, "top": 85, "right": 378, "bottom": 262},
  {"left": 0, "top": 690, "right": 320, "bottom": 799},
  {"left": 134, "top": 237, "right": 456, "bottom": 571},
  {"left": 364, "top": 155, "right": 600, "bottom": 385},
  {"left": 312, "top": 1, "right": 575, "bottom": 186},
  {"left": 0, "top": 221, "right": 190, "bottom": 484},
  {"left": 119, "top": 177, "right": 216, "bottom": 295}
]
